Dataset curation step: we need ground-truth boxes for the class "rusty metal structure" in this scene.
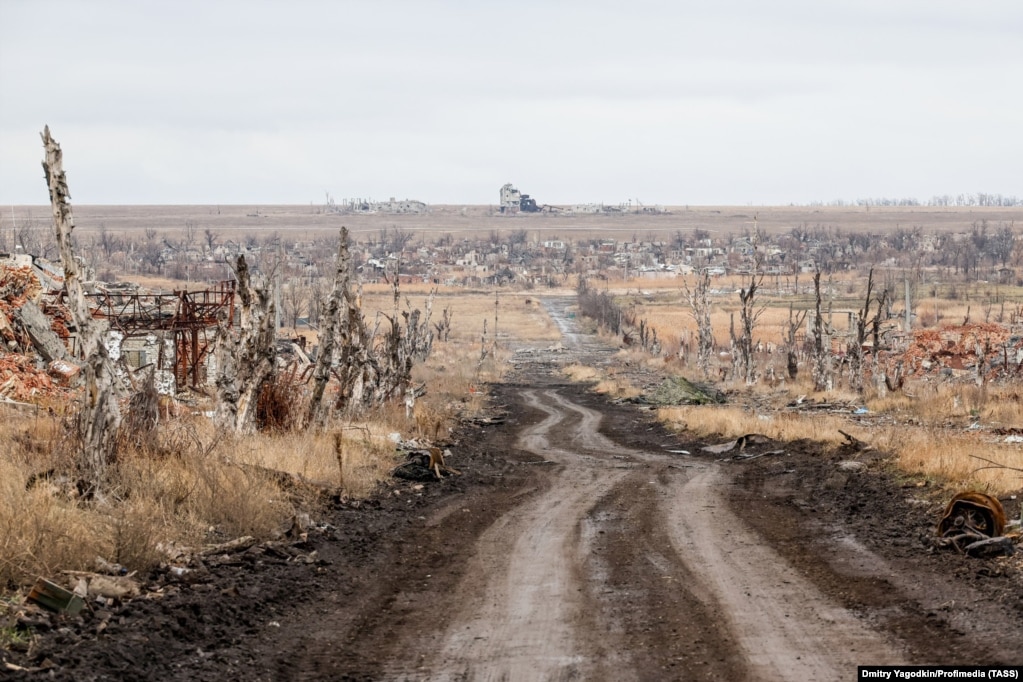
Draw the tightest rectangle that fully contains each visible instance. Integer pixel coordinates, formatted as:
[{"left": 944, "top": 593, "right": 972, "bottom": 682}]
[{"left": 83, "top": 281, "right": 236, "bottom": 388}]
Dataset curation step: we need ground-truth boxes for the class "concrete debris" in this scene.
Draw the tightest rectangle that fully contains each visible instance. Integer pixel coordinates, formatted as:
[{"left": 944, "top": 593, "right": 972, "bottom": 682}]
[{"left": 59, "top": 573, "right": 141, "bottom": 601}]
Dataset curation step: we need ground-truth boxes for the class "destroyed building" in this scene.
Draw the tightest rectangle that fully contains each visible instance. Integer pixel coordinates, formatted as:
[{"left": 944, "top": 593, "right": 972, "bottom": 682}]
[
  {"left": 0, "top": 253, "right": 239, "bottom": 401},
  {"left": 327, "top": 195, "right": 428, "bottom": 214},
  {"left": 500, "top": 183, "right": 540, "bottom": 213}
]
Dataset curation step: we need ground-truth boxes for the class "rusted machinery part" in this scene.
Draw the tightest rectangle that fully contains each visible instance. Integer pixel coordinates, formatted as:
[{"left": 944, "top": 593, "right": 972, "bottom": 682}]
[{"left": 936, "top": 491, "right": 1007, "bottom": 540}]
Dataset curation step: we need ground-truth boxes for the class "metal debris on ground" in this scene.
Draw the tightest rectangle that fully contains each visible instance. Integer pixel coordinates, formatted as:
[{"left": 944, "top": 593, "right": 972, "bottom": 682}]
[
  {"left": 26, "top": 578, "right": 84, "bottom": 615},
  {"left": 393, "top": 447, "right": 461, "bottom": 481},
  {"left": 935, "top": 491, "right": 1015, "bottom": 557},
  {"left": 702, "top": 433, "right": 774, "bottom": 456}
]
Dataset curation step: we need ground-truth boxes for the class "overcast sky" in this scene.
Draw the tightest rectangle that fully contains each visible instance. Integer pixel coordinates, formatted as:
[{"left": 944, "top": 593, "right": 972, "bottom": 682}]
[{"left": 1, "top": 0, "right": 1020, "bottom": 206}]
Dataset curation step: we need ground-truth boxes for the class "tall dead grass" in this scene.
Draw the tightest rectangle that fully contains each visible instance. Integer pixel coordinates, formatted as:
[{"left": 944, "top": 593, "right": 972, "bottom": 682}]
[
  {"left": 0, "top": 286, "right": 547, "bottom": 593},
  {"left": 657, "top": 405, "right": 857, "bottom": 450}
]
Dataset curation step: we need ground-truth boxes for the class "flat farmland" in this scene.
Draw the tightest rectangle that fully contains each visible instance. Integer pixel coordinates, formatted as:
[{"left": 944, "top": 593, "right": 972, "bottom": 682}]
[{"left": 5, "top": 204, "right": 1021, "bottom": 242}]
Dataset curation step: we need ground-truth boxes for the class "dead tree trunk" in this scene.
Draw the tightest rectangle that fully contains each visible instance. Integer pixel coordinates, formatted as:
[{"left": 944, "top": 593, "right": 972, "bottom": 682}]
[
  {"left": 214, "top": 254, "right": 277, "bottom": 433},
  {"left": 306, "top": 227, "right": 351, "bottom": 427},
  {"left": 847, "top": 268, "right": 874, "bottom": 392},
  {"left": 871, "top": 290, "right": 890, "bottom": 396},
  {"left": 811, "top": 270, "right": 833, "bottom": 392},
  {"left": 682, "top": 271, "right": 714, "bottom": 379},
  {"left": 42, "top": 126, "right": 122, "bottom": 488},
  {"left": 735, "top": 271, "right": 764, "bottom": 385},
  {"left": 785, "top": 303, "right": 807, "bottom": 380},
  {"left": 327, "top": 264, "right": 434, "bottom": 416}
]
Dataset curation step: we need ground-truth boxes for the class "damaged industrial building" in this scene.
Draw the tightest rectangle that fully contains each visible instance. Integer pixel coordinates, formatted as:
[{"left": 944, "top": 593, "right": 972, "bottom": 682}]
[{"left": 0, "top": 250, "right": 240, "bottom": 403}]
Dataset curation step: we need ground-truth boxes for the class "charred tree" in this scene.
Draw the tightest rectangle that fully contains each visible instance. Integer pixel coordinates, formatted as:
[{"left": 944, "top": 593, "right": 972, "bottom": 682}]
[
  {"left": 811, "top": 270, "right": 833, "bottom": 392},
  {"left": 784, "top": 303, "right": 808, "bottom": 380},
  {"left": 734, "top": 269, "right": 764, "bottom": 385},
  {"left": 327, "top": 262, "right": 434, "bottom": 416},
  {"left": 682, "top": 270, "right": 714, "bottom": 379},
  {"left": 848, "top": 268, "right": 889, "bottom": 393},
  {"left": 214, "top": 254, "right": 277, "bottom": 433},
  {"left": 42, "top": 126, "right": 122, "bottom": 489},
  {"left": 306, "top": 227, "right": 352, "bottom": 427}
]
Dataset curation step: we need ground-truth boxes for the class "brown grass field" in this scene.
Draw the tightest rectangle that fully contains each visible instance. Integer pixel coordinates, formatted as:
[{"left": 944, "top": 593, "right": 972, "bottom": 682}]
[{"left": 6, "top": 203, "right": 1021, "bottom": 243}]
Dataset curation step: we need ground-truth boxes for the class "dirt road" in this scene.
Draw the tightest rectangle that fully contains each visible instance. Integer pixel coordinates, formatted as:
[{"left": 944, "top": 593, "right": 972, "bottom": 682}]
[
  {"left": 14, "top": 298, "right": 1022, "bottom": 681},
  {"left": 392, "top": 380, "right": 904, "bottom": 681}
]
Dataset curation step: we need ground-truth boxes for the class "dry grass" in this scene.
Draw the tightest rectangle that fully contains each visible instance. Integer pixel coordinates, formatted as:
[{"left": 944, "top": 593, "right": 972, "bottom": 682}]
[
  {"left": 657, "top": 404, "right": 857, "bottom": 450},
  {"left": 0, "top": 411, "right": 292, "bottom": 588},
  {"left": 657, "top": 401, "right": 1022, "bottom": 494},
  {"left": 874, "top": 427, "right": 1023, "bottom": 494},
  {"left": 0, "top": 285, "right": 531, "bottom": 592},
  {"left": 359, "top": 286, "right": 561, "bottom": 347}
]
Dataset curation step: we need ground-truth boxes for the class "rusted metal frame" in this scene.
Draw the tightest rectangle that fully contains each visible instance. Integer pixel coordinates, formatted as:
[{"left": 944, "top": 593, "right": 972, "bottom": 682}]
[{"left": 78, "top": 281, "right": 237, "bottom": 389}]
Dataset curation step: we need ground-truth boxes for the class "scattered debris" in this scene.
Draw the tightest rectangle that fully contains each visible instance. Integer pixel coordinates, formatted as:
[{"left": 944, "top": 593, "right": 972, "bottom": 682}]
[
  {"left": 935, "top": 491, "right": 1014, "bottom": 556},
  {"left": 393, "top": 447, "right": 461, "bottom": 481},
  {"left": 61, "top": 572, "right": 141, "bottom": 601},
  {"left": 640, "top": 376, "right": 724, "bottom": 406},
  {"left": 838, "top": 430, "right": 870, "bottom": 451},
  {"left": 701, "top": 433, "right": 773, "bottom": 455},
  {"left": 960, "top": 536, "right": 1016, "bottom": 559},
  {"left": 26, "top": 578, "right": 84, "bottom": 615},
  {"left": 899, "top": 323, "right": 1023, "bottom": 381}
]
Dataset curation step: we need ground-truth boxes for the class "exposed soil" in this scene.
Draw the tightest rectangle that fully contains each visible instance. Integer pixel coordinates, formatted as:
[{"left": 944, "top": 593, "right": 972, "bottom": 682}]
[{"left": 4, "top": 303, "right": 1022, "bottom": 681}]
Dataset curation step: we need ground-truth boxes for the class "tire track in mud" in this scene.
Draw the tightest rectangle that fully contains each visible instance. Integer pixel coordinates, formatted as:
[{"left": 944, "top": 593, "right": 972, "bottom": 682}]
[
  {"left": 400, "top": 383, "right": 906, "bottom": 681},
  {"left": 405, "top": 389, "right": 635, "bottom": 681},
  {"left": 664, "top": 466, "right": 905, "bottom": 679}
]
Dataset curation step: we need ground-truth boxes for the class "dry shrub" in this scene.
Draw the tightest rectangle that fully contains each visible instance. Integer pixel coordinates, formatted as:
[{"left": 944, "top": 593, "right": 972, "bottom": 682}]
[
  {"left": 233, "top": 426, "right": 399, "bottom": 499},
  {"left": 0, "top": 461, "right": 106, "bottom": 588},
  {"left": 563, "top": 364, "right": 599, "bottom": 382},
  {"left": 0, "top": 410, "right": 296, "bottom": 591},
  {"left": 875, "top": 426, "right": 1022, "bottom": 494},
  {"left": 593, "top": 374, "right": 642, "bottom": 400},
  {"left": 657, "top": 405, "right": 855, "bottom": 450},
  {"left": 256, "top": 367, "right": 305, "bottom": 433}
]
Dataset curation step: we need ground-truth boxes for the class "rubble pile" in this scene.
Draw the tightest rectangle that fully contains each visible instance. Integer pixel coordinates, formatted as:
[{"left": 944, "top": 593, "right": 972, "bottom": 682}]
[
  {"left": 0, "top": 354, "right": 66, "bottom": 402},
  {"left": 899, "top": 322, "right": 1023, "bottom": 380},
  {"left": 0, "top": 265, "right": 43, "bottom": 351},
  {"left": 0, "top": 262, "right": 74, "bottom": 402}
]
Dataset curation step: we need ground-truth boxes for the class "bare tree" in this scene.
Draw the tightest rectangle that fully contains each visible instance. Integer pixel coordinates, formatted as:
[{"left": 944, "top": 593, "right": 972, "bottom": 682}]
[
  {"left": 307, "top": 227, "right": 353, "bottom": 427},
  {"left": 203, "top": 227, "right": 219, "bottom": 257},
  {"left": 42, "top": 126, "right": 122, "bottom": 489},
  {"left": 282, "top": 280, "right": 307, "bottom": 331},
  {"left": 681, "top": 270, "right": 714, "bottom": 378},
  {"left": 214, "top": 254, "right": 277, "bottom": 433},
  {"left": 784, "top": 303, "right": 808, "bottom": 380},
  {"left": 308, "top": 228, "right": 435, "bottom": 422},
  {"left": 733, "top": 265, "right": 765, "bottom": 385},
  {"left": 847, "top": 268, "right": 889, "bottom": 392},
  {"left": 433, "top": 304, "right": 453, "bottom": 342},
  {"left": 811, "top": 270, "right": 833, "bottom": 392}
]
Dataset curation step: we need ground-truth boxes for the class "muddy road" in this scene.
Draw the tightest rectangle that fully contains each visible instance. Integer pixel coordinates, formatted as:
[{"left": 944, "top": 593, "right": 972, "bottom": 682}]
[
  {"left": 12, "top": 299, "right": 1022, "bottom": 681},
  {"left": 390, "top": 383, "right": 903, "bottom": 681}
]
